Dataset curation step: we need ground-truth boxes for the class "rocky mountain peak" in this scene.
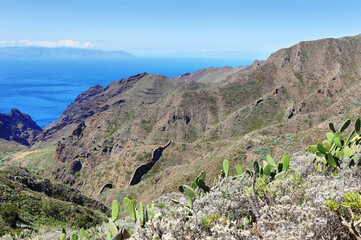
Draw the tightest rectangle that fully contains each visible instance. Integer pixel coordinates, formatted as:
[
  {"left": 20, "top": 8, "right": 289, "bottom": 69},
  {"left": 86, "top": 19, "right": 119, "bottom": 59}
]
[{"left": 0, "top": 109, "right": 42, "bottom": 145}]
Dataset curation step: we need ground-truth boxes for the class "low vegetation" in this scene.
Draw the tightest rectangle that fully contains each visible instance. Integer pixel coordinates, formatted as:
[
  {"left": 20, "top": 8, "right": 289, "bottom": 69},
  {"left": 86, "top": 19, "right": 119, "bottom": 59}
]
[
  {"left": 0, "top": 166, "right": 107, "bottom": 238},
  {"left": 2, "top": 118, "right": 361, "bottom": 239}
]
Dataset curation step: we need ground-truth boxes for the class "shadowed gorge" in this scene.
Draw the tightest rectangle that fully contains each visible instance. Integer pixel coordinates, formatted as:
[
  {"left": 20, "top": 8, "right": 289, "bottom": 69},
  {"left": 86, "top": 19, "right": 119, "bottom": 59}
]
[
  {"left": 99, "top": 183, "right": 113, "bottom": 195},
  {"left": 129, "top": 140, "right": 171, "bottom": 185}
]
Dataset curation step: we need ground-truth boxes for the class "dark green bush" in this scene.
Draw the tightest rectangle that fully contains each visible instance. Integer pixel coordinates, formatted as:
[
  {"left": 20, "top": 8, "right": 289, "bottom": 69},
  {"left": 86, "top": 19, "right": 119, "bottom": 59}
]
[
  {"left": 0, "top": 204, "right": 20, "bottom": 228},
  {"left": 74, "top": 213, "right": 100, "bottom": 229}
]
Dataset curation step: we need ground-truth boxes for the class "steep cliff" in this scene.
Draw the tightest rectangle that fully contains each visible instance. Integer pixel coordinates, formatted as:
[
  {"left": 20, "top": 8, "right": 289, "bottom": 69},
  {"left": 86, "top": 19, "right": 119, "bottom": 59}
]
[{"left": 0, "top": 109, "right": 42, "bottom": 145}]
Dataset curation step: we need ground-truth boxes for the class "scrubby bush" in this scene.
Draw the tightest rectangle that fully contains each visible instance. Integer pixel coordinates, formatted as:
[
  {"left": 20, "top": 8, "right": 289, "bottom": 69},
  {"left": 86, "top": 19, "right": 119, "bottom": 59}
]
[
  {"left": 25, "top": 117, "right": 361, "bottom": 239},
  {"left": 0, "top": 204, "right": 20, "bottom": 228},
  {"left": 62, "top": 154, "right": 361, "bottom": 239},
  {"left": 73, "top": 213, "right": 96, "bottom": 229}
]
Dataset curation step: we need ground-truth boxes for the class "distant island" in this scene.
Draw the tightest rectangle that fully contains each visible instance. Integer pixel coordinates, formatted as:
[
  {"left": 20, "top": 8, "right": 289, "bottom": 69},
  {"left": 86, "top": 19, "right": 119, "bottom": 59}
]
[{"left": 0, "top": 46, "right": 133, "bottom": 58}]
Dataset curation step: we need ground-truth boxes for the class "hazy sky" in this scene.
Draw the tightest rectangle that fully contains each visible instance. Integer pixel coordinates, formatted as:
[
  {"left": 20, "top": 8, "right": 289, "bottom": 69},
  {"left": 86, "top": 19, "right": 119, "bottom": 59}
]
[{"left": 1, "top": 0, "right": 360, "bottom": 59}]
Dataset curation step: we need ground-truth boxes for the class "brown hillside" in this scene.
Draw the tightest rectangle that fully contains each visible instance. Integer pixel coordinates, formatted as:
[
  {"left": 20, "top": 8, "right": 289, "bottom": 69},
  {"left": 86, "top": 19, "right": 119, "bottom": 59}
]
[{"left": 11, "top": 34, "right": 361, "bottom": 205}]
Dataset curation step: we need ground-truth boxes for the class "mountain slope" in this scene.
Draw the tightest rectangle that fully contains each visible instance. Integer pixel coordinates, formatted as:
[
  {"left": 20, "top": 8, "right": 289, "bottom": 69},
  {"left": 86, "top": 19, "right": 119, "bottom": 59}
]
[
  {"left": 0, "top": 165, "right": 107, "bottom": 235},
  {"left": 0, "top": 109, "right": 42, "bottom": 145},
  {"left": 13, "top": 34, "right": 361, "bottom": 205}
]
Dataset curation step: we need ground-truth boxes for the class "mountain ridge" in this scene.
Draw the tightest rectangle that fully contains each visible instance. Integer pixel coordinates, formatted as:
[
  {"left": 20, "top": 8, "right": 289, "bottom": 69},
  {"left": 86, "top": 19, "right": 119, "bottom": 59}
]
[
  {"left": 2, "top": 33, "right": 361, "bottom": 207},
  {"left": 0, "top": 109, "right": 42, "bottom": 146}
]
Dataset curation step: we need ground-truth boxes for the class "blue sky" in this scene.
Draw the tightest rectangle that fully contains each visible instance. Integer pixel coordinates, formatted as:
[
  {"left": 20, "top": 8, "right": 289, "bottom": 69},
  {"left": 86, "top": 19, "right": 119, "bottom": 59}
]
[{"left": 1, "top": 0, "right": 361, "bottom": 59}]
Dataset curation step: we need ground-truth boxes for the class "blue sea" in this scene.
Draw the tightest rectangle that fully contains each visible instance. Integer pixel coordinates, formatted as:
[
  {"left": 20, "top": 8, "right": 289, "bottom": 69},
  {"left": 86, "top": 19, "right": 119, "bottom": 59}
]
[{"left": 0, "top": 58, "right": 253, "bottom": 127}]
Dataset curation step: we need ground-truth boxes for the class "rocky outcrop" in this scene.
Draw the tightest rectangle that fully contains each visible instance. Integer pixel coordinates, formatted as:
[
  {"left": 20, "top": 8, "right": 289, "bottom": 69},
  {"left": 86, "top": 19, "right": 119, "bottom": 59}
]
[
  {"left": 54, "top": 121, "right": 87, "bottom": 163},
  {"left": 42, "top": 74, "right": 147, "bottom": 131},
  {"left": 0, "top": 109, "right": 42, "bottom": 145},
  {"left": 285, "top": 105, "right": 296, "bottom": 119}
]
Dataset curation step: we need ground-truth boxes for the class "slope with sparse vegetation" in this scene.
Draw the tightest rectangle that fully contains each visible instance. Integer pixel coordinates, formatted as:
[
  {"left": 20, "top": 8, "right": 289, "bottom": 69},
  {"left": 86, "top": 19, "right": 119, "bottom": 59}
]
[{"left": 2, "top": 34, "right": 361, "bottom": 239}]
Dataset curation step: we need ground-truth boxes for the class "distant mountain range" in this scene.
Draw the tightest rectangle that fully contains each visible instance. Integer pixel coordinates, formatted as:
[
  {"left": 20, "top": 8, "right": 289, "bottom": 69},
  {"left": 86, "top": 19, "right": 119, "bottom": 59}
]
[{"left": 0, "top": 46, "right": 133, "bottom": 58}]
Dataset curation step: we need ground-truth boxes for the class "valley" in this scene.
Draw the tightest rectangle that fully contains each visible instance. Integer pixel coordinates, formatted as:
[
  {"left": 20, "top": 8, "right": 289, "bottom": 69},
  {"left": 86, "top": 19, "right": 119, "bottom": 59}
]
[{"left": 1, "top": 33, "right": 361, "bottom": 238}]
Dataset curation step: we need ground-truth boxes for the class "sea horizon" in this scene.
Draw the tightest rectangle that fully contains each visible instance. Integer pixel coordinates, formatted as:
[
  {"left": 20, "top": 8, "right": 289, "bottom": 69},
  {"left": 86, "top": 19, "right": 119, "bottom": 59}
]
[{"left": 0, "top": 57, "right": 255, "bottom": 127}]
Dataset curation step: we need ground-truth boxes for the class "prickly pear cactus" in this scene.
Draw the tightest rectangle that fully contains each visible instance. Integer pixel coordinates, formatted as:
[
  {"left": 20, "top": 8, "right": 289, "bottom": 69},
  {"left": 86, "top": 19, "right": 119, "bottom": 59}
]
[
  {"left": 223, "top": 159, "right": 229, "bottom": 177},
  {"left": 124, "top": 197, "right": 137, "bottom": 222},
  {"left": 112, "top": 200, "right": 119, "bottom": 222}
]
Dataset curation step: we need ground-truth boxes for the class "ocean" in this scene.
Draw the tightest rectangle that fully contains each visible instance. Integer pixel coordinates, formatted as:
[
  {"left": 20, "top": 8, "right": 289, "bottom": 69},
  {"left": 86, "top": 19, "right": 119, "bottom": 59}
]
[{"left": 0, "top": 58, "right": 253, "bottom": 127}]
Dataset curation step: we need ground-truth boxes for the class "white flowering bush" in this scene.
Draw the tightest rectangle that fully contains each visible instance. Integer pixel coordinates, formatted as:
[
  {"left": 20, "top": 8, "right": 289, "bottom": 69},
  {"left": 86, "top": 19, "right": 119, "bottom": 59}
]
[
  {"left": 257, "top": 153, "right": 355, "bottom": 240},
  {"left": 130, "top": 176, "right": 256, "bottom": 239},
  {"left": 131, "top": 151, "right": 361, "bottom": 239},
  {"left": 20, "top": 152, "right": 360, "bottom": 240},
  {"left": 122, "top": 153, "right": 357, "bottom": 239},
  {"left": 10, "top": 118, "right": 361, "bottom": 239}
]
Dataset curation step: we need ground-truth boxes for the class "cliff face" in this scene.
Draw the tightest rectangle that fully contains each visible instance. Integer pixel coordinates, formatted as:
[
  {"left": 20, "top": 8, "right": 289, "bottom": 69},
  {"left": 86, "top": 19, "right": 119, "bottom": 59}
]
[
  {"left": 18, "top": 34, "right": 361, "bottom": 203},
  {"left": 0, "top": 109, "right": 42, "bottom": 145}
]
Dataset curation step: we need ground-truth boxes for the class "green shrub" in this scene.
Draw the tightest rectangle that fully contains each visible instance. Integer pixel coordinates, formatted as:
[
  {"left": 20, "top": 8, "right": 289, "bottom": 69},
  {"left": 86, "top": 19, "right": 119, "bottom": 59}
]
[
  {"left": 74, "top": 214, "right": 95, "bottom": 229},
  {"left": 201, "top": 213, "right": 222, "bottom": 228},
  {"left": 0, "top": 204, "right": 20, "bottom": 228},
  {"left": 306, "top": 118, "right": 361, "bottom": 171}
]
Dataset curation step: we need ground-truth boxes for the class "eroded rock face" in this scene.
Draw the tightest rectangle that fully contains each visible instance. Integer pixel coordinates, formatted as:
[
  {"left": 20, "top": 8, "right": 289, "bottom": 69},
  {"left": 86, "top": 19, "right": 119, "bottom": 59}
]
[
  {"left": 72, "top": 121, "right": 86, "bottom": 138},
  {"left": 53, "top": 122, "right": 89, "bottom": 186},
  {"left": 0, "top": 109, "right": 42, "bottom": 145}
]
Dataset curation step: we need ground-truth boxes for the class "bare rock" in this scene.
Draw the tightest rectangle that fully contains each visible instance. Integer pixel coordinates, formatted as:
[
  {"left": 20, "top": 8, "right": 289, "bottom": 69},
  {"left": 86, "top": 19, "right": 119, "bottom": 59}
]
[{"left": 0, "top": 108, "right": 42, "bottom": 145}]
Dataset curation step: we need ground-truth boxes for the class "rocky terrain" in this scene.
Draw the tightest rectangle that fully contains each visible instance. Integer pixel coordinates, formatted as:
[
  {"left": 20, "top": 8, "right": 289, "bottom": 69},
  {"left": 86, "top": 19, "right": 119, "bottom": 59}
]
[
  {"left": 0, "top": 109, "right": 42, "bottom": 146},
  {"left": 1, "top": 34, "right": 361, "bottom": 238},
  {"left": 29, "top": 34, "right": 361, "bottom": 202}
]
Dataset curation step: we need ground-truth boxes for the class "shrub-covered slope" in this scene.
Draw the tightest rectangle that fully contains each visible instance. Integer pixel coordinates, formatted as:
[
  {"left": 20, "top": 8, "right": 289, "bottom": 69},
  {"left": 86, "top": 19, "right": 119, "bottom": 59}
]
[
  {"left": 22, "top": 117, "right": 361, "bottom": 240},
  {"left": 3, "top": 33, "right": 361, "bottom": 239},
  {"left": 0, "top": 165, "right": 108, "bottom": 237},
  {"left": 27, "top": 34, "right": 361, "bottom": 202}
]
